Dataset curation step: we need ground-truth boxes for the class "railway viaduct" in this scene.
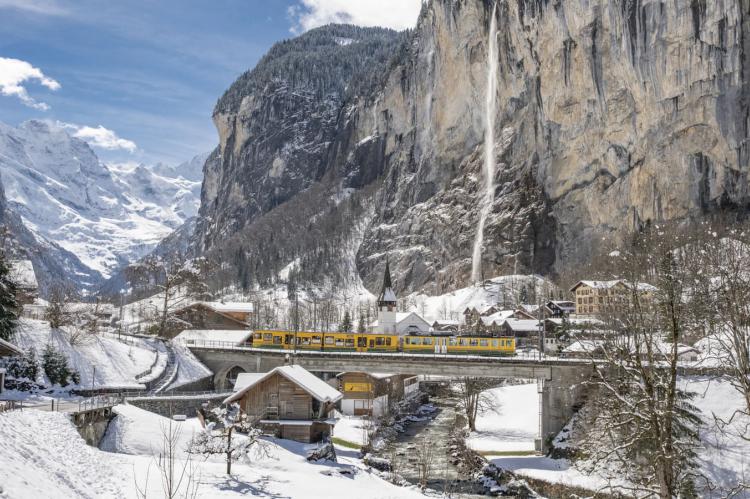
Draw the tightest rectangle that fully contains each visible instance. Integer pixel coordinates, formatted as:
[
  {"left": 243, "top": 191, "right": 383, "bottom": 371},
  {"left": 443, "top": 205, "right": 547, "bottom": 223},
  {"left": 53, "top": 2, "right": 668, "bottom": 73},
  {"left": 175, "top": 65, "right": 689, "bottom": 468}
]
[{"left": 189, "top": 345, "right": 593, "bottom": 452}]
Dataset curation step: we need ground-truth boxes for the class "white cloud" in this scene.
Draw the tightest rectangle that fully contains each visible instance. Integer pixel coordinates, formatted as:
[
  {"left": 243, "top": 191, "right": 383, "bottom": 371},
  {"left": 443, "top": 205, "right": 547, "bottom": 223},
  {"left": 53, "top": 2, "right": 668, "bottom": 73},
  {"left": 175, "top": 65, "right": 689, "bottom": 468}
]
[
  {"left": 0, "top": 57, "right": 60, "bottom": 110},
  {"left": 288, "top": 0, "right": 422, "bottom": 33},
  {"left": 68, "top": 124, "right": 137, "bottom": 153},
  {"left": 0, "top": 0, "right": 68, "bottom": 16}
]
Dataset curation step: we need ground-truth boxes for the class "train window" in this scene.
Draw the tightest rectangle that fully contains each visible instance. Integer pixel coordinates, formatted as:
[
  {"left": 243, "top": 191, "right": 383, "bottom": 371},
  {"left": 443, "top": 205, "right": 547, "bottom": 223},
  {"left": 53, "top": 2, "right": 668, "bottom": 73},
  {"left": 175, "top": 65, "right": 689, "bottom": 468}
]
[
  {"left": 470, "top": 339, "right": 479, "bottom": 346},
  {"left": 411, "top": 338, "right": 421, "bottom": 345},
  {"left": 312, "top": 336, "right": 322, "bottom": 344},
  {"left": 254, "top": 333, "right": 261, "bottom": 340},
  {"left": 345, "top": 339, "right": 355, "bottom": 347},
  {"left": 385, "top": 337, "right": 391, "bottom": 346},
  {"left": 459, "top": 338, "right": 468, "bottom": 346},
  {"left": 492, "top": 340, "right": 498, "bottom": 347},
  {"left": 449, "top": 338, "right": 457, "bottom": 346},
  {"left": 272, "top": 336, "right": 282, "bottom": 344},
  {"left": 423, "top": 338, "right": 433, "bottom": 345},
  {"left": 263, "top": 333, "right": 273, "bottom": 341},
  {"left": 480, "top": 339, "right": 488, "bottom": 347},
  {"left": 325, "top": 336, "right": 334, "bottom": 345},
  {"left": 376, "top": 337, "right": 384, "bottom": 346},
  {"left": 336, "top": 339, "right": 344, "bottom": 346}
]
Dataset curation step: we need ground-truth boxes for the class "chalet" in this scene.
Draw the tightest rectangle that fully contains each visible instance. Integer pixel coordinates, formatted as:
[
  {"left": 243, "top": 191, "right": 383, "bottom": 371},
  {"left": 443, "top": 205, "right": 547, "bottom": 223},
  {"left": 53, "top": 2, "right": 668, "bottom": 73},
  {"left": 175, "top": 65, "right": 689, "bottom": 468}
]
[
  {"left": 224, "top": 365, "right": 342, "bottom": 443},
  {"left": 9, "top": 259, "right": 38, "bottom": 306},
  {"left": 570, "top": 280, "right": 656, "bottom": 315},
  {"left": 501, "top": 319, "right": 543, "bottom": 347},
  {"left": 173, "top": 301, "right": 253, "bottom": 334},
  {"left": 431, "top": 319, "right": 461, "bottom": 333},
  {"left": 562, "top": 340, "right": 605, "bottom": 358},
  {"left": 462, "top": 307, "right": 481, "bottom": 329},
  {"left": 516, "top": 304, "right": 540, "bottom": 318},
  {"left": 369, "top": 261, "right": 431, "bottom": 335},
  {"left": 543, "top": 300, "right": 575, "bottom": 318},
  {"left": 336, "top": 372, "right": 409, "bottom": 417}
]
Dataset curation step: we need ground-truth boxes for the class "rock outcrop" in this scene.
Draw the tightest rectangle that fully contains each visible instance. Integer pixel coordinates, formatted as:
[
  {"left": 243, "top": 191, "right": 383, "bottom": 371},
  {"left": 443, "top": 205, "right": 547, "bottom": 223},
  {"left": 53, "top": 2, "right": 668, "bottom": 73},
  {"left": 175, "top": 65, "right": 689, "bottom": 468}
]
[{"left": 194, "top": 0, "right": 750, "bottom": 295}]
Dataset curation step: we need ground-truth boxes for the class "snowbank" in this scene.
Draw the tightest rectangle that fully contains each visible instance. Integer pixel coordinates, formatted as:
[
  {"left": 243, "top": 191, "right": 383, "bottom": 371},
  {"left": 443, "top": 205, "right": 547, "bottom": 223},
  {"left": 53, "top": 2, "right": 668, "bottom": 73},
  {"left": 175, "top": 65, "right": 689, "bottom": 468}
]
[
  {"left": 466, "top": 382, "right": 539, "bottom": 454},
  {"left": 166, "top": 341, "right": 213, "bottom": 390}
]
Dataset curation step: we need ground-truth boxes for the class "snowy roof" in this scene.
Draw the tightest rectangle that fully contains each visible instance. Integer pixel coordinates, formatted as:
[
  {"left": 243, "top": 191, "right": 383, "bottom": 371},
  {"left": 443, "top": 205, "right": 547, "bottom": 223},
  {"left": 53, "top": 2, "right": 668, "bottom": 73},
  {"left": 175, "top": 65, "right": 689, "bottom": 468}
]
[
  {"left": 336, "top": 372, "right": 396, "bottom": 380},
  {"left": 201, "top": 301, "right": 254, "bottom": 313},
  {"left": 370, "top": 311, "right": 431, "bottom": 328},
  {"left": 503, "top": 319, "right": 542, "bottom": 332},
  {"left": 570, "top": 280, "right": 656, "bottom": 293},
  {"left": 482, "top": 310, "right": 515, "bottom": 324},
  {"left": 174, "top": 329, "right": 253, "bottom": 345},
  {"left": 9, "top": 259, "right": 37, "bottom": 290},
  {"left": 518, "top": 304, "right": 540, "bottom": 313},
  {"left": 225, "top": 365, "right": 342, "bottom": 405},
  {"left": 232, "top": 372, "right": 266, "bottom": 392},
  {"left": 432, "top": 319, "right": 462, "bottom": 325},
  {"left": 563, "top": 340, "right": 604, "bottom": 354},
  {"left": 0, "top": 337, "right": 23, "bottom": 356}
]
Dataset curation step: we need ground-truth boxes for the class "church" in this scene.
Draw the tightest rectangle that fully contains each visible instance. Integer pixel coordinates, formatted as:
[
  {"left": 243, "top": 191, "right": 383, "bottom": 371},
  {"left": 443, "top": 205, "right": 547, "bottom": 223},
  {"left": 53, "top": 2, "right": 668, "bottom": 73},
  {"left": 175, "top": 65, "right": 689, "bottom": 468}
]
[{"left": 367, "top": 260, "right": 431, "bottom": 335}]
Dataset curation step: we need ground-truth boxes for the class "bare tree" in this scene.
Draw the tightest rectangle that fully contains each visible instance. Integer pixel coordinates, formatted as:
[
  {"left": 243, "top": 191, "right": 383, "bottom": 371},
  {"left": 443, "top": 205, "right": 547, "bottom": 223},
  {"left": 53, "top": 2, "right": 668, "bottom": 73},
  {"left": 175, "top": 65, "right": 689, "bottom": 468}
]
[
  {"left": 135, "top": 419, "right": 200, "bottom": 499},
  {"left": 576, "top": 225, "right": 704, "bottom": 498},
  {"left": 415, "top": 437, "right": 435, "bottom": 489},
  {"left": 45, "top": 285, "right": 74, "bottom": 329},
  {"left": 126, "top": 256, "right": 212, "bottom": 337},
  {"left": 188, "top": 403, "right": 269, "bottom": 475},
  {"left": 456, "top": 377, "right": 499, "bottom": 432}
]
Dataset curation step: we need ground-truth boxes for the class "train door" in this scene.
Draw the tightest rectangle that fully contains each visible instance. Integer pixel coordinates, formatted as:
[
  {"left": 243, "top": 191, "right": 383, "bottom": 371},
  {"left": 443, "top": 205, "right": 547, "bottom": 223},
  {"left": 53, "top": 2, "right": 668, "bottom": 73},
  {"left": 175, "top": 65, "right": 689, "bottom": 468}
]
[
  {"left": 435, "top": 337, "right": 447, "bottom": 354},
  {"left": 284, "top": 334, "right": 293, "bottom": 349},
  {"left": 356, "top": 336, "right": 368, "bottom": 353}
]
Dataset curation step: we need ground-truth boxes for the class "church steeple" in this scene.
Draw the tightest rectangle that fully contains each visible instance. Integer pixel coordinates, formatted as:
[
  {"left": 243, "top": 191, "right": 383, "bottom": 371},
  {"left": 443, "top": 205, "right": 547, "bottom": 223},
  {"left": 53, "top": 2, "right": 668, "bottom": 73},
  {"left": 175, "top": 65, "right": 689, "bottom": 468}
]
[{"left": 377, "top": 259, "right": 397, "bottom": 310}]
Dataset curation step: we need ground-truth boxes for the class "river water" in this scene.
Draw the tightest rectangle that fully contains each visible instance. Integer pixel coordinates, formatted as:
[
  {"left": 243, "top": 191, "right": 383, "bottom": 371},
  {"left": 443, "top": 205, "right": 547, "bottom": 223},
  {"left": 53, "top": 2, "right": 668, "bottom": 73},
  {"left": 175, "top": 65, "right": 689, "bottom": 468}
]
[{"left": 375, "top": 392, "right": 488, "bottom": 498}]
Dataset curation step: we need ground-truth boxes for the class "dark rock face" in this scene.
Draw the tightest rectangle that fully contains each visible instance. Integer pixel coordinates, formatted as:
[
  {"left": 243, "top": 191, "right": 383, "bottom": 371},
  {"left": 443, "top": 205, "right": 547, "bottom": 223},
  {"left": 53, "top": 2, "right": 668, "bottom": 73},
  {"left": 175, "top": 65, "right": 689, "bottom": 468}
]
[{"left": 194, "top": 0, "right": 750, "bottom": 295}]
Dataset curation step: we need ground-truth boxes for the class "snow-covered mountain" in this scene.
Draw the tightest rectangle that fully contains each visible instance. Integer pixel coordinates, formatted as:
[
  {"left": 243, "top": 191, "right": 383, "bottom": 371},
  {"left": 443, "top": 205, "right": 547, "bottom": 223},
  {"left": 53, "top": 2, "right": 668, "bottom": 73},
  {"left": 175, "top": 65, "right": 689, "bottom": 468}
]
[{"left": 0, "top": 120, "right": 205, "bottom": 282}]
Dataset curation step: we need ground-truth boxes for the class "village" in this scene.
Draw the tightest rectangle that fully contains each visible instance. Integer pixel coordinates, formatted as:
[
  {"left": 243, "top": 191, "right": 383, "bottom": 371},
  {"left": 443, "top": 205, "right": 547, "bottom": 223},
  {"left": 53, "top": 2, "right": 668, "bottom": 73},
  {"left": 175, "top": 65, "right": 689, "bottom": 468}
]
[{"left": 1, "top": 250, "right": 733, "bottom": 499}]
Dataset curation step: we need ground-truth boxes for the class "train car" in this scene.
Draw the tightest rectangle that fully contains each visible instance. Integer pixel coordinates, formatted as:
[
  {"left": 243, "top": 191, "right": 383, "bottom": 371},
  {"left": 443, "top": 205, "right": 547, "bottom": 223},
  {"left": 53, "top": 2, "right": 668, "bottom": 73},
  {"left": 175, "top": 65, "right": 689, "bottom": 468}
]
[
  {"left": 402, "top": 335, "right": 515, "bottom": 356},
  {"left": 252, "top": 330, "right": 400, "bottom": 353},
  {"left": 252, "top": 330, "right": 515, "bottom": 356}
]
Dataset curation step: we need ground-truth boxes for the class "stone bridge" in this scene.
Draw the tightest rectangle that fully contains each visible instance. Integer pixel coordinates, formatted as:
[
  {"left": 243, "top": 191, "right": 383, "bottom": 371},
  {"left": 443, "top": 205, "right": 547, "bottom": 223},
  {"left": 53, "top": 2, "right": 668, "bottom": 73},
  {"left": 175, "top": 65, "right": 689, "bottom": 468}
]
[{"left": 189, "top": 346, "right": 593, "bottom": 452}]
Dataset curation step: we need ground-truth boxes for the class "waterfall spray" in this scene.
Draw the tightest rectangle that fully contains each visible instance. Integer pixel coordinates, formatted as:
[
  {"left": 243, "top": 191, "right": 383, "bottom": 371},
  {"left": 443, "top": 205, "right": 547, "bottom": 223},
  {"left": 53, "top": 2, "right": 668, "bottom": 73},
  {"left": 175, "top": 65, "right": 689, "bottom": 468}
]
[{"left": 471, "top": 2, "right": 498, "bottom": 283}]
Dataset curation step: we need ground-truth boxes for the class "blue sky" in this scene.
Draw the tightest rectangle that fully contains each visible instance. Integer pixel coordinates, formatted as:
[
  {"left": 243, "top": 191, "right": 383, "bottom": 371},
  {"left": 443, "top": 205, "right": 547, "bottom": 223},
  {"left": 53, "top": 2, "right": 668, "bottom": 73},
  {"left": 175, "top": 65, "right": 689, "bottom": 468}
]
[{"left": 0, "top": 0, "right": 421, "bottom": 165}]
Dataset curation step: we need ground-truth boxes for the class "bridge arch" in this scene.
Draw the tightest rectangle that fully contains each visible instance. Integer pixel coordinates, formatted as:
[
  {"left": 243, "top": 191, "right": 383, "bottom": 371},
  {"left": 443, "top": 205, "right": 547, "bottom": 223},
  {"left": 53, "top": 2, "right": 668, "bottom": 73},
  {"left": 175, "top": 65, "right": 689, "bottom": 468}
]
[{"left": 215, "top": 364, "right": 247, "bottom": 391}]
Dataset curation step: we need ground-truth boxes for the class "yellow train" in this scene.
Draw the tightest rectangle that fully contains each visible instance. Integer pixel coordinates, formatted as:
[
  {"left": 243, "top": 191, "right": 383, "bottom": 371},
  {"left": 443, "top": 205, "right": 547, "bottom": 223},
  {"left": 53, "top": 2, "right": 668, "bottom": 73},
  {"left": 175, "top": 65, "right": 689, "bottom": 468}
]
[{"left": 251, "top": 330, "right": 515, "bottom": 356}]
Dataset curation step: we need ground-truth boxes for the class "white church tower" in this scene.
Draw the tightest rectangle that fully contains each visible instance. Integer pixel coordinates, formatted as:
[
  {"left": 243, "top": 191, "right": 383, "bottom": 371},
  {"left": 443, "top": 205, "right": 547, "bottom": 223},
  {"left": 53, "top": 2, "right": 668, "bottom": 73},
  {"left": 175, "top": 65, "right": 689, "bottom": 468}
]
[{"left": 376, "top": 260, "right": 398, "bottom": 334}]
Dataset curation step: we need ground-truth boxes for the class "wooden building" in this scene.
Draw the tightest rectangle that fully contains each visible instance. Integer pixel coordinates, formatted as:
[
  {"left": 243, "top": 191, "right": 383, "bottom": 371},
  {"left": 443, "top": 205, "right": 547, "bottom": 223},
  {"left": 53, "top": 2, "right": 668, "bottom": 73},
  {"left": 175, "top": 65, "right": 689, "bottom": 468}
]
[
  {"left": 336, "top": 372, "right": 412, "bottom": 417},
  {"left": 0, "top": 338, "right": 22, "bottom": 395},
  {"left": 173, "top": 301, "right": 253, "bottom": 334},
  {"left": 224, "top": 365, "right": 342, "bottom": 443}
]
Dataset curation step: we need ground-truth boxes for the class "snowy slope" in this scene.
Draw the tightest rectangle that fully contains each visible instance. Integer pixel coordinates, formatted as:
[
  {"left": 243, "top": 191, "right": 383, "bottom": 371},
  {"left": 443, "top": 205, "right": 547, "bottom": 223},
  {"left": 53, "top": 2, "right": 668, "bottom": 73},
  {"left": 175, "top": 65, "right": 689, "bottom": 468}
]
[
  {"left": 0, "top": 120, "right": 204, "bottom": 279},
  {"left": 13, "top": 319, "right": 157, "bottom": 389}
]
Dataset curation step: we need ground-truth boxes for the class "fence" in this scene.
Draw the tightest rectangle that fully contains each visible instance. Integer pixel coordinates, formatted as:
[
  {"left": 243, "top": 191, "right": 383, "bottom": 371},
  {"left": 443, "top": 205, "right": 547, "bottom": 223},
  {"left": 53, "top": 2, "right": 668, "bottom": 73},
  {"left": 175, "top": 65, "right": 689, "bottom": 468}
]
[{"left": 0, "top": 400, "right": 23, "bottom": 414}]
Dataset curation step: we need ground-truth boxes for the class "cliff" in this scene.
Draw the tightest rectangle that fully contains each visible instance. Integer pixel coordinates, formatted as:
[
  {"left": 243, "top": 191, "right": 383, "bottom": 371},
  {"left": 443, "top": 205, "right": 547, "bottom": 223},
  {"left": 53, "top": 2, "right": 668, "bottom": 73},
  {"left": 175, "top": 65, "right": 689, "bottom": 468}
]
[{"left": 194, "top": 0, "right": 750, "bottom": 295}]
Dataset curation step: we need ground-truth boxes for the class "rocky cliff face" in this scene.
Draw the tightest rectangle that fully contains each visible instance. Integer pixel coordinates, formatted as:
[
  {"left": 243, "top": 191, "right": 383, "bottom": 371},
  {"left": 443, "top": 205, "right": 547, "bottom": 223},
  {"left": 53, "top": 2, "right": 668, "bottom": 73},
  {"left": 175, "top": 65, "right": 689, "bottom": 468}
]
[{"left": 195, "top": 0, "right": 750, "bottom": 295}]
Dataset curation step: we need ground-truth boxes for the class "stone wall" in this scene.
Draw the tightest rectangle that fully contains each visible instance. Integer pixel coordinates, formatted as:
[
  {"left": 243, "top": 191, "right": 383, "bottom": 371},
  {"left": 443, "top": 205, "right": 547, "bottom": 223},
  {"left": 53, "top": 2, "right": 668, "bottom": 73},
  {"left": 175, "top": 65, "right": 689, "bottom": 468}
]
[{"left": 126, "top": 394, "right": 228, "bottom": 418}]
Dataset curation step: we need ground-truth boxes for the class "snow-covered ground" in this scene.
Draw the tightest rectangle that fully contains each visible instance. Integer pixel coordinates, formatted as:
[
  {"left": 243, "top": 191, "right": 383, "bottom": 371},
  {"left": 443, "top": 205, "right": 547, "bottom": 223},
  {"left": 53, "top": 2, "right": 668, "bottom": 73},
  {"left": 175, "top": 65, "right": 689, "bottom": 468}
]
[
  {"left": 484, "top": 377, "right": 750, "bottom": 497},
  {"left": 166, "top": 341, "right": 213, "bottom": 390},
  {"left": 333, "top": 413, "right": 375, "bottom": 447},
  {"left": 466, "top": 382, "right": 539, "bottom": 454},
  {"left": 0, "top": 403, "right": 426, "bottom": 498},
  {"left": 11, "top": 318, "right": 157, "bottom": 390}
]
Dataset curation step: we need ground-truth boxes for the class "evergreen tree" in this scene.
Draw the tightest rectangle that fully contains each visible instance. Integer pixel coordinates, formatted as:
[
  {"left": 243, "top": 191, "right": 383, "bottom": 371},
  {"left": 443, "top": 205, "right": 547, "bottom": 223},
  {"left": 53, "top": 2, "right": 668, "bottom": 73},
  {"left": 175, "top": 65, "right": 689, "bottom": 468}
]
[
  {"left": 5, "top": 347, "right": 39, "bottom": 382},
  {"left": 341, "top": 310, "right": 352, "bottom": 332},
  {"left": 0, "top": 253, "right": 19, "bottom": 341},
  {"left": 42, "top": 344, "right": 79, "bottom": 387}
]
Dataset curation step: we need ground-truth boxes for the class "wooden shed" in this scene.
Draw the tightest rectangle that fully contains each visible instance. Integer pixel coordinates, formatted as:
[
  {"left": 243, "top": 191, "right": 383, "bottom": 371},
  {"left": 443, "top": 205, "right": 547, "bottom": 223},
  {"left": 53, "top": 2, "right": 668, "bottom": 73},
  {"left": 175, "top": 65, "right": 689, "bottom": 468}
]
[
  {"left": 336, "top": 372, "right": 408, "bottom": 417},
  {"left": 224, "top": 365, "right": 342, "bottom": 443}
]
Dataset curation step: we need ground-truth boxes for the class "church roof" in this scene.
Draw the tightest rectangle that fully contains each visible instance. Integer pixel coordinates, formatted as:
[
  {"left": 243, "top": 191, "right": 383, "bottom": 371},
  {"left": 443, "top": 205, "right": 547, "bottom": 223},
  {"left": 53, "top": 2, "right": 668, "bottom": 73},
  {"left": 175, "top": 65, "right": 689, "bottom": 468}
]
[{"left": 378, "top": 260, "right": 397, "bottom": 303}]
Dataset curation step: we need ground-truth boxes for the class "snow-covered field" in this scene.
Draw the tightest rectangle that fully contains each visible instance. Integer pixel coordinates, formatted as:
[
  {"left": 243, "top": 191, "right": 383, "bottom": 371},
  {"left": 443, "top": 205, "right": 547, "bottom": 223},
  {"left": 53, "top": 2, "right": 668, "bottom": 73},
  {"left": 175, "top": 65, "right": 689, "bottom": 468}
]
[
  {"left": 0, "top": 404, "right": 426, "bottom": 498},
  {"left": 12, "top": 319, "right": 157, "bottom": 390},
  {"left": 333, "top": 413, "right": 375, "bottom": 447},
  {"left": 466, "top": 382, "right": 539, "bottom": 454}
]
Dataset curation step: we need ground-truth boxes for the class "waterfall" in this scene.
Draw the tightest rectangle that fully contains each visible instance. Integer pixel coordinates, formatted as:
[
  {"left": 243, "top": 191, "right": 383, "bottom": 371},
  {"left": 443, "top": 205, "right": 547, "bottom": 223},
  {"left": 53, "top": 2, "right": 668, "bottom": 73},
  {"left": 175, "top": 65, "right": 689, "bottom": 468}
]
[{"left": 471, "top": 2, "right": 498, "bottom": 283}]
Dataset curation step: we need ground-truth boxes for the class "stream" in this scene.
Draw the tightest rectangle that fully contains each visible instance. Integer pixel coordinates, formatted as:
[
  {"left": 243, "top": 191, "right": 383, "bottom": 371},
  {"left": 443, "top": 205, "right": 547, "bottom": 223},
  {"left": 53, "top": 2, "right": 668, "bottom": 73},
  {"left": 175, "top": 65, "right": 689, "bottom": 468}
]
[{"left": 374, "top": 391, "right": 488, "bottom": 497}]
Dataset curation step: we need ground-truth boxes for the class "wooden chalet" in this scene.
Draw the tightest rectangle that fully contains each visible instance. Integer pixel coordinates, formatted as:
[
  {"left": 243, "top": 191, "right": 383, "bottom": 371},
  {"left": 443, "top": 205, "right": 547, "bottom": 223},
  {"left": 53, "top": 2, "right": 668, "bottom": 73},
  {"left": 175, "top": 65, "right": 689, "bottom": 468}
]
[
  {"left": 172, "top": 301, "right": 253, "bottom": 335},
  {"left": 225, "top": 365, "right": 342, "bottom": 443}
]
